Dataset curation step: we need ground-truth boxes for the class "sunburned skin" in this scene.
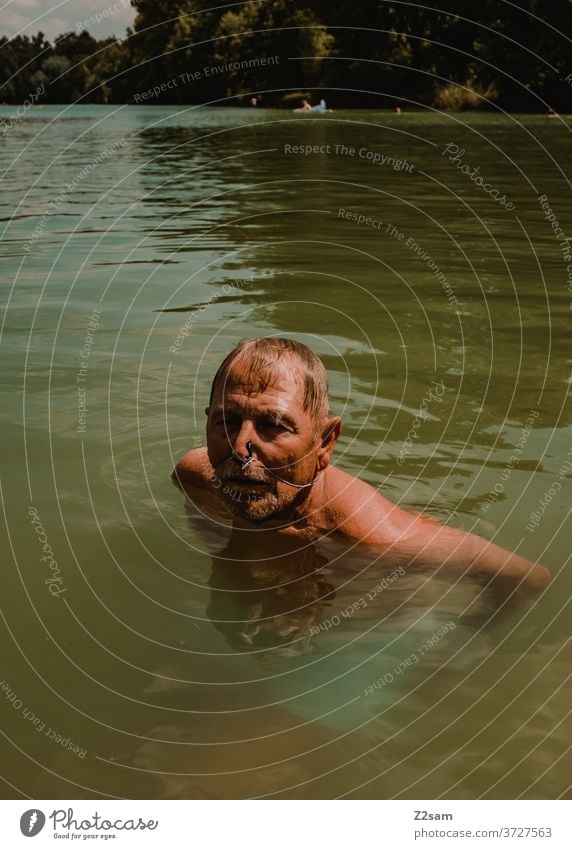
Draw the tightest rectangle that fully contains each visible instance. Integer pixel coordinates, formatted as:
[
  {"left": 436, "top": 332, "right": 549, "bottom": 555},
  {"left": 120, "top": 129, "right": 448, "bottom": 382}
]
[{"left": 172, "top": 343, "right": 550, "bottom": 594}]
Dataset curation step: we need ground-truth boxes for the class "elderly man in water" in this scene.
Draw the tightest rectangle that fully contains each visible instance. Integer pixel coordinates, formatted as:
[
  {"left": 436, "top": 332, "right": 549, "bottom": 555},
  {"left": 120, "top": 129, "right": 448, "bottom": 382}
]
[{"left": 172, "top": 337, "right": 549, "bottom": 592}]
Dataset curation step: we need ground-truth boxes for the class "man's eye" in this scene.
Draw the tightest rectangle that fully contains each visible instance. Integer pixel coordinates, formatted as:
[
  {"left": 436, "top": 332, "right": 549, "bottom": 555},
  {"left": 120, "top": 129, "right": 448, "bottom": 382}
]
[{"left": 260, "top": 419, "right": 286, "bottom": 431}]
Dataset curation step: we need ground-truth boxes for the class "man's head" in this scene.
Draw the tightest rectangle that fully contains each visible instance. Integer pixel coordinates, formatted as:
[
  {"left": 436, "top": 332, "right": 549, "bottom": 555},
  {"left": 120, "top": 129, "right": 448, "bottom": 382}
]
[{"left": 205, "top": 337, "right": 341, "bottom": 523}]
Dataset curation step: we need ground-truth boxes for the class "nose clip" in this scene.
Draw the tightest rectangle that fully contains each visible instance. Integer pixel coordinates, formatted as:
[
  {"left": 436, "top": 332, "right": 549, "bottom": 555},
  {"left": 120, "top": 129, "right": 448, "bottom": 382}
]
[{"left": 241, "top": 440, "right": 254, "bottom": 468}]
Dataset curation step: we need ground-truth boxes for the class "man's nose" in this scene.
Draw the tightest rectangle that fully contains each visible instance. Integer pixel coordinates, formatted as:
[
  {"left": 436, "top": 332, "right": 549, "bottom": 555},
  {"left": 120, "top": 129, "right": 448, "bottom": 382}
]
[{"left": 231, "top": 422, "right": 256, "bottom": 462}]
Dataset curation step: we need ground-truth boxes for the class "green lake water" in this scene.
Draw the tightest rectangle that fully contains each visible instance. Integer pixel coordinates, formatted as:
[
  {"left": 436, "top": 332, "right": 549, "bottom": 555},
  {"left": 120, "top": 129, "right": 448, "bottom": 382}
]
[{"left": 0, "top": 105, "right": 570, "bottom": 799}]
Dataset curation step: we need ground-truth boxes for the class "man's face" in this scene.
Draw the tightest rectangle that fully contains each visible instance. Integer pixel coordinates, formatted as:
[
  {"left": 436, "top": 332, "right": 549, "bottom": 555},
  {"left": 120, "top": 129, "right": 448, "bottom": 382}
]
[{"left": 206, "top": 358, "right": 322, "bottom": 523}]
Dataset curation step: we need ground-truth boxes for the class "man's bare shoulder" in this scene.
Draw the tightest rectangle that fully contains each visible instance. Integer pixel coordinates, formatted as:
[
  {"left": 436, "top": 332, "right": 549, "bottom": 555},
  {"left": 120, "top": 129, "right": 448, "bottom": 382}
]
[
  {"left": 323, "top": 466, "right": 411, "bottom": 544},
  {"left": 171, "top": 447, "right": 212, "bottom": 491}
]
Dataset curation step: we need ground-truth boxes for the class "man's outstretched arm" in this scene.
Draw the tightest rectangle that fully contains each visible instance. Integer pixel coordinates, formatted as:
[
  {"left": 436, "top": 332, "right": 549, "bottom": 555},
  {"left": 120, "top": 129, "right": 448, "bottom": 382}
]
[
  {"left": 330, "top": 476, "right": 550, "bottom": 593},
  {"left": 371, "top": 509, "right": 550, "bottom": 592},
  {"left": 401, "top": 515, "right": 549, "bottom": 591}
]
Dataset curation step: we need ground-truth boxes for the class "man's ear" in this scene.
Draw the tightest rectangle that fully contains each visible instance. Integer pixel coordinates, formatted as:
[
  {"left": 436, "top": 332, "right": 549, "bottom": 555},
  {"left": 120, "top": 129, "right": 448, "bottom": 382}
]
[{"left": 316, "top": 416, "right": 342, "bottom": 471}]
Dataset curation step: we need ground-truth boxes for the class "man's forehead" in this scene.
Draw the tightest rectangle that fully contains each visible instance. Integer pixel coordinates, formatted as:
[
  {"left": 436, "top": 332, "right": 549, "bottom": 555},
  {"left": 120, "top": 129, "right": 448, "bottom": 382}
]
[{"left": 212, "top": 358, "right": 305, "bottom": 406}]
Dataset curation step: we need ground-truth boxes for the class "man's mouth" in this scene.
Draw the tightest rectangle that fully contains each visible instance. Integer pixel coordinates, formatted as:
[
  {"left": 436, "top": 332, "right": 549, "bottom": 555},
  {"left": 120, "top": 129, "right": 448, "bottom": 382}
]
[{"left": 222, "top": 478, "right": 273, "bottom": 502}]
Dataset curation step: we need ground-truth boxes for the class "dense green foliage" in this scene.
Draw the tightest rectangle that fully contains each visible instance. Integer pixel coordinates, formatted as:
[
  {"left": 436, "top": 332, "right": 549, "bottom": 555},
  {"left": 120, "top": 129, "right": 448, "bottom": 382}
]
[{"left": 1, "top": 0, "right": 571, "bottom": 110}]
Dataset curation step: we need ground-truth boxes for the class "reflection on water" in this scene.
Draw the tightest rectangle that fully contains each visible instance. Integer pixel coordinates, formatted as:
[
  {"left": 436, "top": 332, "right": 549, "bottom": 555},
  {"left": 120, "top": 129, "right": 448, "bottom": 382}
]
[
  {"left": 1, "top": 105, "right": 570, "bottom": 799},
  {"left": 208, "top": 540, "right": 334, "bottom": 656}
]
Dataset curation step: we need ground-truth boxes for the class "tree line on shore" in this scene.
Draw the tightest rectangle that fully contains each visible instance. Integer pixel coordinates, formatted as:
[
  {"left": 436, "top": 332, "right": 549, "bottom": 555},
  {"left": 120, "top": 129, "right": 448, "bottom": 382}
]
[{"left": 1, "top": 0, "right": 570, "bottom": 111}]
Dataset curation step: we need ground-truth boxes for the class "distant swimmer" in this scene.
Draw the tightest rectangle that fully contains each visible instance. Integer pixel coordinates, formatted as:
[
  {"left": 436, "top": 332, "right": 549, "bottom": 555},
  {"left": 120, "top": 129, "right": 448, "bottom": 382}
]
[
  {"left": 293, "top": 98, "right": 333, "bottom": 113},
  {"left": 172, "top": 337, "right": 550, "bottom": 593}
]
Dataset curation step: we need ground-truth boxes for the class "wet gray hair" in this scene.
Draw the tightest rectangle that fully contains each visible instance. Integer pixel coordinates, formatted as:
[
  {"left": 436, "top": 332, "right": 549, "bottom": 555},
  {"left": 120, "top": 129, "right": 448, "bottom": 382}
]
[{"left": 209, "top": 337, "right": 330, "bottom": 422}]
